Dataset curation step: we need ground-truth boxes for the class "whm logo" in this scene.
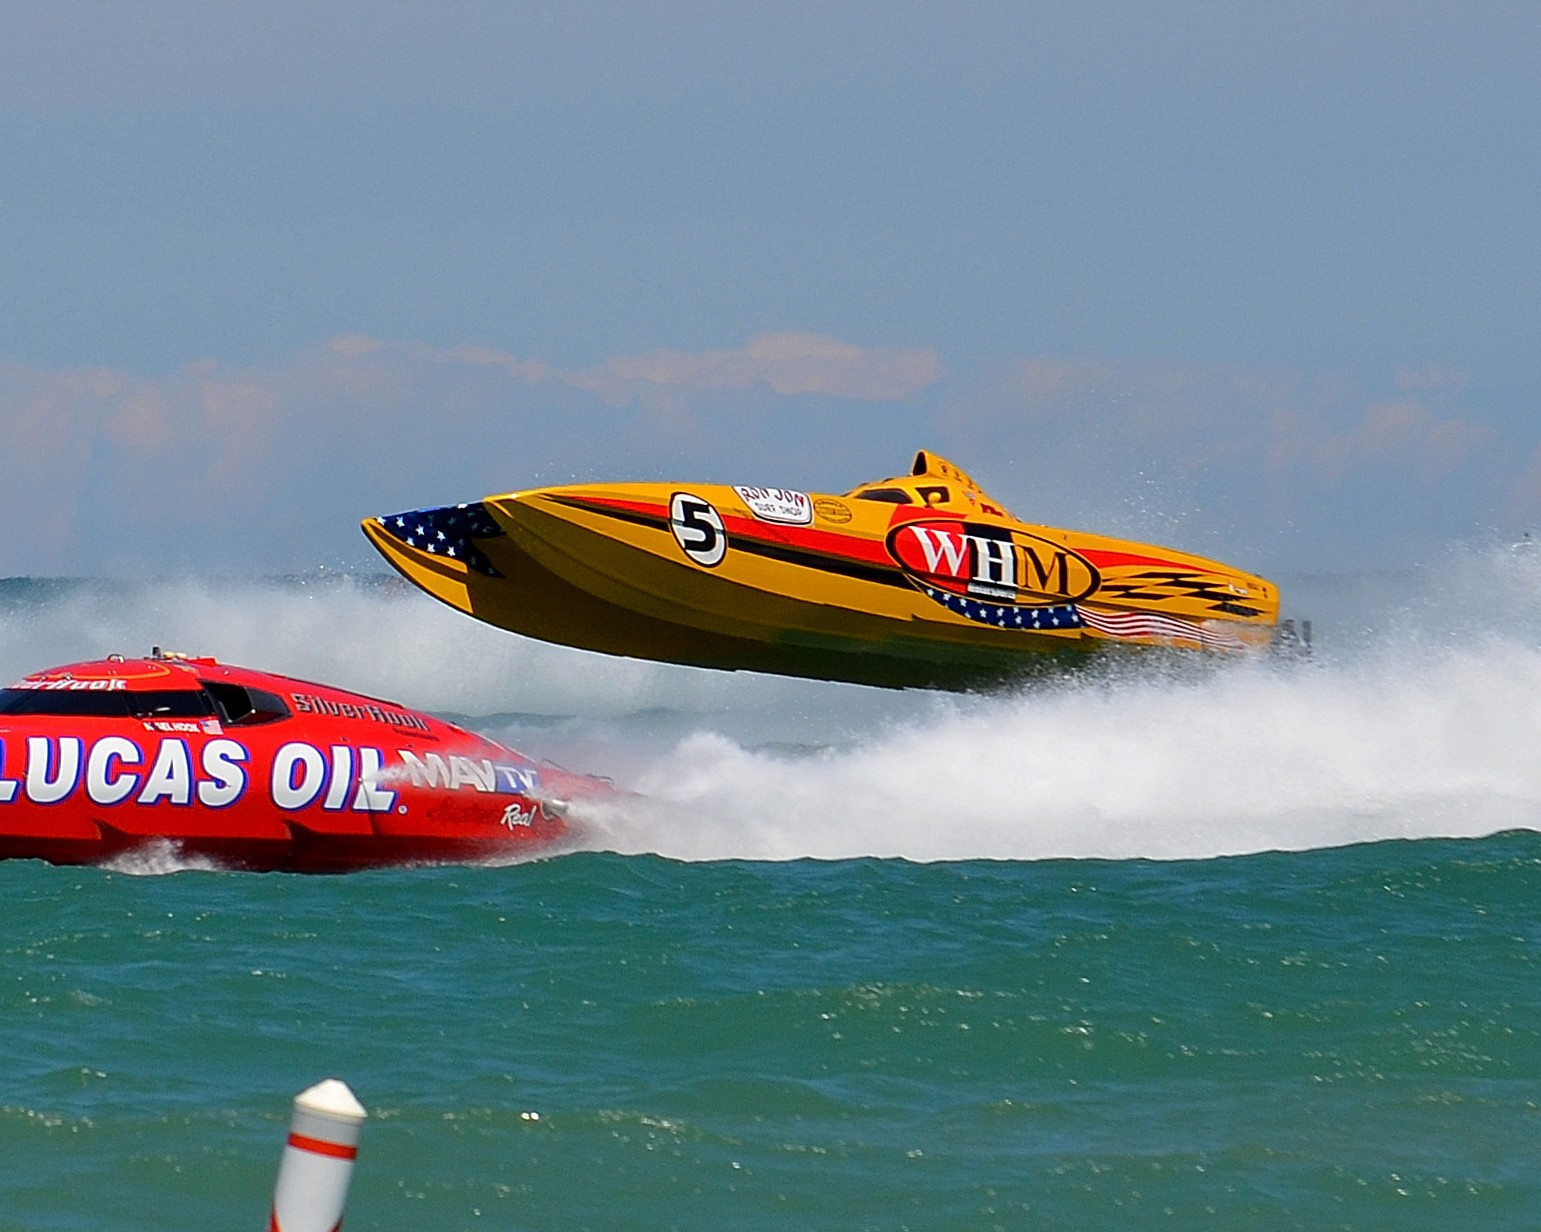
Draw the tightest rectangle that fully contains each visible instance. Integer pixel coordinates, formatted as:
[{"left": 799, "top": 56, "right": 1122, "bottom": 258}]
[{"left": 887, "top": 519, "right": 1100, "bottom": 605}]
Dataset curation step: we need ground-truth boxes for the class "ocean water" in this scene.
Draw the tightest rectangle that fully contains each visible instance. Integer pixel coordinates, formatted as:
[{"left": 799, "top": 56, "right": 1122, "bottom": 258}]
[{"left": 2, "top": 547, "right": 1540, "bottom": 1230}]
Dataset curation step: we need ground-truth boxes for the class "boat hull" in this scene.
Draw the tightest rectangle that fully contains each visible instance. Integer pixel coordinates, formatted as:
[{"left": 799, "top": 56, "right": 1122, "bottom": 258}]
[
  {"left": 0, "top": 654, "right": 599, "bottom": 871},
  {"left": 364, "top": 454, "right": 1279, "bottom": 690},
  {"left": 363, "top": 509, "right": 1091, "bottom": 690}
]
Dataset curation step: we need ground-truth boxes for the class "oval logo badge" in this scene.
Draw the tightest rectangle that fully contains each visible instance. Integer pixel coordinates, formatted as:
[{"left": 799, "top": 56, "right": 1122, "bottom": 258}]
[
  {"left": 669, "top": 492, "right": 727, "bottom": 567},
  {"left": 813, "top": 497, "right": 853, "bottom": 524},
  {"left": 886, "top": 519, "right": 1100, "bottom": 604}
]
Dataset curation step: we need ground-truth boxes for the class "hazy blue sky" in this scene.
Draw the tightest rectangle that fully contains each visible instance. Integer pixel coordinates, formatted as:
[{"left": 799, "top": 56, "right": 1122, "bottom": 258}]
[{"left": 2, "top": 2, "right": 1537, "bottom": 577}]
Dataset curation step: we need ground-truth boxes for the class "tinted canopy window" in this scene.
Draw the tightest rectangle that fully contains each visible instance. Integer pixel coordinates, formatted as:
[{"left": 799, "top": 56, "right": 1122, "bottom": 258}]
[
  {"left": 0, "top": 688, "right": 217, "bottom": 718},
  {"left": 201, "top": 680, "right": 291, "bottom": 725}
]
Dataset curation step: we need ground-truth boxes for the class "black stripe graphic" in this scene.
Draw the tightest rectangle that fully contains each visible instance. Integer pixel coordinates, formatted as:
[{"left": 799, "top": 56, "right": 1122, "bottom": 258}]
[{"left": 547, "top": 495, "right": 913, "bottom": 590}]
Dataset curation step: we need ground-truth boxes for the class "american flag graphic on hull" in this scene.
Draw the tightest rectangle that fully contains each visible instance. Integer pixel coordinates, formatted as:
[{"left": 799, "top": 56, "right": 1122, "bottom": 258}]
[
  {"left": 374, "top": 503, "right": 505, "bottom": 576},
  {"left": 918, "top": 582, "right": 1250, "bottom": 653},
  {"left": 1076, "top": 607, "right": 1247, "bottom": 651}
]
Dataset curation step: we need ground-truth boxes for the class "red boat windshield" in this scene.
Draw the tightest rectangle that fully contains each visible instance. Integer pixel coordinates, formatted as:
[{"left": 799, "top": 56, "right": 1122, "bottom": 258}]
[
  {"left": 0, "top": 688, "right": 217, "bottom": 719},
  {"left": 197, "top": 680, "right": 292, "bottom": 725},
  {"left": 0, "top": 678, "right": 291, "bottom": 725}
]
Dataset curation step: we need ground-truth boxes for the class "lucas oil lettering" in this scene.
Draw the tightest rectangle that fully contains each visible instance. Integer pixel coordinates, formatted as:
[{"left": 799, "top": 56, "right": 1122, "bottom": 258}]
[
  {"left": 0, "top": 735, "right": 250, "bottom": 808},
  {"left": 0, "top": 737, "right": 540, "bottom": 812}
]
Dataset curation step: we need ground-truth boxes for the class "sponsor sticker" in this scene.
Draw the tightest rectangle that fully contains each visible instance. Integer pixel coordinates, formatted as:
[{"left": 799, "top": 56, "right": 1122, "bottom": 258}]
[
  {"left": 0, "top": 734, "right": 253, "bottom": 809},
  {"left": 10, "top": 677, "right": 127, "bottom": 691},
  {"left": 290, "top": 692, "right": 431, "bottom": 731},
  {"left": 813, "top": 497, "right": 853, "bottom": 524},
  {"left": 887, "top": 519, "right": 1101, "bottom": 606},
  {"left": 733, "top": 486, "right": 813, "bottom": 526},
  {"left": 397, "top": 750, "right": 540, "bottom": 795},
  {"left": 0, "top": 735, "right": 540, "bottom": 814}
]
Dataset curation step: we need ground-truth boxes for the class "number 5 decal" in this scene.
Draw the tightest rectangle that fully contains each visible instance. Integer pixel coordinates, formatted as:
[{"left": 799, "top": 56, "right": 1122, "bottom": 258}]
[{"left": 669, "top": 492, "right": 727, "bottom": 567}]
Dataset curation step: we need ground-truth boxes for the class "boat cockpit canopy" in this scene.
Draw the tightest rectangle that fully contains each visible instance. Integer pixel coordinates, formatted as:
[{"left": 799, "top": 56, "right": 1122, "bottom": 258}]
[{"left": 0, "top": 680, "right": 291, "bottom": 725}]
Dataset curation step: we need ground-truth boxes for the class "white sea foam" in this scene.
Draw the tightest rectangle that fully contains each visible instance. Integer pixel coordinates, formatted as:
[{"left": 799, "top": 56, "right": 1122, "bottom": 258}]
[
  {"left": 576, "top": 542, "right": 1541, "bottom": 860},
  {"left": 577, "top": 637, "right": 1541, "bottom": 860},
  {"left": 3, "top": 542, "right": 1539, "bottom": 863},
  {"left": 97, "top": 838, "right": 226, "bottom": 876}
]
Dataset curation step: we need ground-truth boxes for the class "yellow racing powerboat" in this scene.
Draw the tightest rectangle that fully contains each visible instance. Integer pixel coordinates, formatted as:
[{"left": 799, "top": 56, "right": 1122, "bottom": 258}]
[{"left": 363, "top": 452, "right": 1280, "bottom": 690}]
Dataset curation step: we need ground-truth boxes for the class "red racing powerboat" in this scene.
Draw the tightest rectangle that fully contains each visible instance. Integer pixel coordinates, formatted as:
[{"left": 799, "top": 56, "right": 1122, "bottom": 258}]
[{"left": 0, "top": 650, "right": 600, "bottom": 871}]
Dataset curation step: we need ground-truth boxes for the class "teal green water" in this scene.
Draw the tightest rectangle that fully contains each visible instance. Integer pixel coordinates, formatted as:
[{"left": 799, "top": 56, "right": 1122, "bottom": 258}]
[
  {"left": 5, "top": 566, "right": 1541, "bottom": 1228},
  {"left": 4, "top": 837, "right": 1540, "bottom": 1231}
]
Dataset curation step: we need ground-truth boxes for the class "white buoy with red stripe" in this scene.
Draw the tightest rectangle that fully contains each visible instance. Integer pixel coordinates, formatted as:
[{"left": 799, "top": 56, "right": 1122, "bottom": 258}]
[{"left": 269, "top": 1078, "right": 366, "bottom": 1232}]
